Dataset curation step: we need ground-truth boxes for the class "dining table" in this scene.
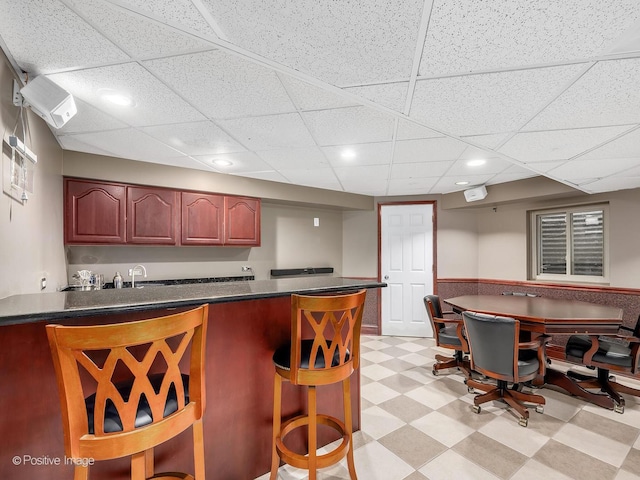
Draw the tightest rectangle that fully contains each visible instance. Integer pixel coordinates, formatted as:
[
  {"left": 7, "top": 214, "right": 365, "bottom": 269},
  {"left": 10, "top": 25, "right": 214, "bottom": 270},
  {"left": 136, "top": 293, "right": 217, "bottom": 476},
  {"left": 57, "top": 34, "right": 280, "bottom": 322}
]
[{"left": 444, "top": 294, "right": 624, "bottom": 410}]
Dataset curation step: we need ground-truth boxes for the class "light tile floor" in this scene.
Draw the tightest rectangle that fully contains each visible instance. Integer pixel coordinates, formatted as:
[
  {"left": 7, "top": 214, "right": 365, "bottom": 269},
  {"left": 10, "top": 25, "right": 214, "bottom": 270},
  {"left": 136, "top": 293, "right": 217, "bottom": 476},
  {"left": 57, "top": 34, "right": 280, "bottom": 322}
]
[{"left": 258, "top": 335, "right": 640, "bottom": 480}]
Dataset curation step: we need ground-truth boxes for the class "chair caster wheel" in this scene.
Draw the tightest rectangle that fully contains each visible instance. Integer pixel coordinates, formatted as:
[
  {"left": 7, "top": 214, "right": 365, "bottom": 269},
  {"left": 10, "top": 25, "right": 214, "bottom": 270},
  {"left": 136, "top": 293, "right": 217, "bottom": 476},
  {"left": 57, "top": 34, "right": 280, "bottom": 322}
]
[
  {"left": 519, "top": 417, "right": 528, "bottom": 427},
  {"left": 432, "top": 368, "right": 438, "bottom": 376},
  {"left": 614, "top": 404, "right": 624, "bottom": 414},
  {"left": 472, "top": 405, "right": 481, "bottom": 414},
  {"left": 535, "top": 405, "right": 544, "bottom": 414},
  {"left": 468, "top": 386, "right": 474, "bottom": 394}
]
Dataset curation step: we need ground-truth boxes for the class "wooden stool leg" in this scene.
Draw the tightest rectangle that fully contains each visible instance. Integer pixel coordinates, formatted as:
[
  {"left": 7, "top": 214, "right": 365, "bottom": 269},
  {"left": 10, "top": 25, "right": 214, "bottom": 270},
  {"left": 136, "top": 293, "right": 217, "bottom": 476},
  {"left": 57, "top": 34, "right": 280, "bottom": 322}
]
[
  {"left": 308, "top": 385, "right": 318, "bottom": 480},
  {"left": 193, "top": 419, "right": 205, "bottom": 479},
  {"left": 343, "top": 378, "right": 357, "bottom": 480},
  {"left": 270, "top": 373, "right": 283, "bottom": 480},
  {"left": 131, "top": 451, "right": 146, "bottom": 480},
  {"left": 145, "top": 448, "right": 154, "bottom": 478},
  {"left": 73, "top": 465, "right": 89, "bottom": 480}
]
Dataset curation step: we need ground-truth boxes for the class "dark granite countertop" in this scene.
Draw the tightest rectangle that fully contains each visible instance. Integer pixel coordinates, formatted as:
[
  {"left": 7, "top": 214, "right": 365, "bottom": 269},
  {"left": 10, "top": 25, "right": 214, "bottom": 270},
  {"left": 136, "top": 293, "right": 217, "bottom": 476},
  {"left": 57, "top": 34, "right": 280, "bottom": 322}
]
[{"left": 0, "top": 277, "right": 386, "bottom": 326}]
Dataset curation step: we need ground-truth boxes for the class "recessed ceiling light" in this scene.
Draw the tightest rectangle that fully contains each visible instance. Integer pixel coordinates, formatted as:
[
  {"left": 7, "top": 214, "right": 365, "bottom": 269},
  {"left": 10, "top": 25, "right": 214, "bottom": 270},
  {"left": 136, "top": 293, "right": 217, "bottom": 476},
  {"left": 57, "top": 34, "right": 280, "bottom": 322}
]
[
  {"left": 455, "top": 181, "right": 470, "bottom": 186},
  {"left": 341, "top": 148, "right": 356, "bottom": 160},
  {"left": 213, "top": 159, "right": 233, "bottom": 167},
  {"left": 467, "top": 159, "right": 486, "bottom": 167},
  {"left": 99, "top": 89, "right": 134, "bottom": 107}
]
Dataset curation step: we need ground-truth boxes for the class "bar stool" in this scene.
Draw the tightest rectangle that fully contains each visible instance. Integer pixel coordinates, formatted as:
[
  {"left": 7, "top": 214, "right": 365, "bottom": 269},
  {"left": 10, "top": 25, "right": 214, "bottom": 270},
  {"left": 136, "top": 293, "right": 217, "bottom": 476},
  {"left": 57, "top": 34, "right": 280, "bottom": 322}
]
[
  {"left": 46, "top": 304, "right": 208, "bottom": 480},
  {"left": 270, "top": 290, "right": 367, "bottom": 480}
]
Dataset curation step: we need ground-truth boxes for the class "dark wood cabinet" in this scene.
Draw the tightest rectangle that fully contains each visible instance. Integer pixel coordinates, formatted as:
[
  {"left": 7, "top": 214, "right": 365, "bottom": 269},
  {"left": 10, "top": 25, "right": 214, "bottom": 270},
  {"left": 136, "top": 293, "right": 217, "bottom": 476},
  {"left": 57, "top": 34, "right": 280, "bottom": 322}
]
[
  {"left": 181, "top": 192, "right": 224, "bottom": 245},
  {"left": 64, "top": 178, "right": 126, "bottom": 244},
  {"left": 126, "top": 186, "right": 179, "bottom": 245},
  {"left": 224, "top": 196, "right": 261, "bottom": 246},
  {"left": 64, "top": 178, "right": 260, "bottom": 247}
]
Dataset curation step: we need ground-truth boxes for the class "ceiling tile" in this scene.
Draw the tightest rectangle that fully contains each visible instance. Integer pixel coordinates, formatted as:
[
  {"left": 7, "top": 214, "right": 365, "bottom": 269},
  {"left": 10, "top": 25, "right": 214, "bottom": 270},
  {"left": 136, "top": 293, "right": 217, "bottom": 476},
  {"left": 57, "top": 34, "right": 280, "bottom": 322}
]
[
  {"left": 396, "top": 119, "right": 443, "bottom": 141},
  {"left": 322, "top": 142, "right": 393, "bottom": 167},
  {"left": 279, "top": 76, "right": 358, "bottom": 111},
  {"left": 333, "top": 165, "right": 389, "bottom": 194},
  {"left": 485, "top": 165, "right": 539, "bottom": 186},
  {"left": 461, "top": 133, "right": 510, "bottom": 150},
  {"left": 279, "top": 168, "right": 343, "bottom": 191},
  {"left": 411, "top": 64, "right": 586, "bottom": 136},
  {"left": 141, "top": 121, "right": 246, "bottom": 156},
  {"left": 393, "top": 137, "right": 467, "bottom": 164},
  {"left": 144, "top": 50, "right": 297, "bottom": 119},
  {"left": 57, "top": 135, "right": 117, "bottom": 158},
  {"left": 578, "top": 176, "right": 640, "bottom": 194},
  {"left": 525, "top": 59, "right": 640, "bottom": 130},
  {"left": 547, "top": 157, "right": 640, "bottom": 179},
  {"left": 58, "top": 128, "right": 186, "bottom": 161},
  {"left": 48, "top": 63, "right": 205, "bottom": 126},
  {"left": 302, "top": 106, "right": 396, "bottom": 146},
  {"left": 56, "top": 98, "right": 127, "bottom": 134},
  {"left": 109, "top": 0, "right": 218, "bottom": 38},
  {"left": 257, "top": 147, "right": 329, "bottom": 170},
  {"left": 65, "top": 0, "right": 214, "bottom": 58},
  {"left": 193, "top": 151, "right": 273, "bottom": 173},
  {"left": 0, "top": 0, "right": 128, "bottom": 73},
  {"left": 199, "top": 0, "right": 424, "bottom": 85},
  {"left": 498, "top": 126, "right": 631, "bottom": 163},
  {"left": 420, "top": 0, "right": 640, "bottom": 76},
  {"left": 430, "top": 174, "right": 496, "bottom": 194},
  {"left": 390, "top": 161, "right": 453, "bottom": 179},
  {"left": 218, "top": 113, "right": 316, "bottom": 150},
  {"left": 574, "top": 127, "right": 640, "bottom": 161},
  {"left": 446, "top": 157, "right": 513, "bottom": 176},
  {"left": 387, "top": 177, "right": 439, "bottom": 196},
  {"left": 344, "top": 82, "right": 409, "bottom": 112}
]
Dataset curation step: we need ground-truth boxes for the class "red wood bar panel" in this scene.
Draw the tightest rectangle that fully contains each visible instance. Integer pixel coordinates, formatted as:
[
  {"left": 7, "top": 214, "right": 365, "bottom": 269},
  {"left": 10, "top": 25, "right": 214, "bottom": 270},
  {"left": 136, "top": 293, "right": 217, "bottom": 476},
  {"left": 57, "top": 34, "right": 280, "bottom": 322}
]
[{"left": 0, "top": 297, "right": 360, "bottom": 480}]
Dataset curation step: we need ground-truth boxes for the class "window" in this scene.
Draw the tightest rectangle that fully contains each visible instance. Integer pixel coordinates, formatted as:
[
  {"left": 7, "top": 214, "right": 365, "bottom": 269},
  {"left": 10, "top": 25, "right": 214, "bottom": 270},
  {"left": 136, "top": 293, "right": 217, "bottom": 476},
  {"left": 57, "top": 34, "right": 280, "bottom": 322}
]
[{"left": 530, "top": 204, "right": 608, "bottom": 283}]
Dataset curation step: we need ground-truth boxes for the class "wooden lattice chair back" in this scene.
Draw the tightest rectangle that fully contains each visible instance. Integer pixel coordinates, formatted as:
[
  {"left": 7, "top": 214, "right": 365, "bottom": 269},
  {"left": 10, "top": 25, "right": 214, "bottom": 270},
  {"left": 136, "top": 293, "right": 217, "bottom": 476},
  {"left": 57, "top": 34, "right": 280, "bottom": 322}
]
[
  {"left": 288, "top": 289, "right": 367, "bottom": 386},
  {"left": 46, "top": 304, "right": 208, "bottom": 479}
]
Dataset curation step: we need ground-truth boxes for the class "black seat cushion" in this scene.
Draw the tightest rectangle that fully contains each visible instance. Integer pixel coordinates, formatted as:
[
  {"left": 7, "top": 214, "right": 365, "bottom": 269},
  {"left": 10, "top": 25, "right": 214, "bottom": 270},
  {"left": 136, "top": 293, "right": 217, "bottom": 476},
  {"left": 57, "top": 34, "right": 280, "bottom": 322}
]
[
  {"left": 86, "top": 373, "right": 189, "bottom": 434},
  {"left": 273, "top": 340, "right": 349, "bottom": 370},
  {"left": 517, "top": 349, "right": 540, "bottom": 377},
  {"left": 566, "top": 335, "right": 633, "bottom": 368},
  {"left": 438, "top": 324, "right": 463, "bottom": 348}
]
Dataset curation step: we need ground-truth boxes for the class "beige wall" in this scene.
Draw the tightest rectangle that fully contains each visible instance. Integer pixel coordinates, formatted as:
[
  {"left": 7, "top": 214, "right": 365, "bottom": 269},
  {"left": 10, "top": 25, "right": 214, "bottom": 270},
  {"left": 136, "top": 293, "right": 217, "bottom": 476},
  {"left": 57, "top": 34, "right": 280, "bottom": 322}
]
[{"left": 0, "top": 54, "right": 67, "bottom": 298}]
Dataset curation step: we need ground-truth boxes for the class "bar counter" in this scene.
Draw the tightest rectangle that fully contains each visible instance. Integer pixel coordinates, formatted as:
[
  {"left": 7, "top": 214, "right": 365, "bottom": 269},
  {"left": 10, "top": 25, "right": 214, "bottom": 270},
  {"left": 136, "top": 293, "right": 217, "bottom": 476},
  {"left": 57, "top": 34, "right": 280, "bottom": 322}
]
[{"left": 0, "top": 277, "right": 385, "bottom": 480}]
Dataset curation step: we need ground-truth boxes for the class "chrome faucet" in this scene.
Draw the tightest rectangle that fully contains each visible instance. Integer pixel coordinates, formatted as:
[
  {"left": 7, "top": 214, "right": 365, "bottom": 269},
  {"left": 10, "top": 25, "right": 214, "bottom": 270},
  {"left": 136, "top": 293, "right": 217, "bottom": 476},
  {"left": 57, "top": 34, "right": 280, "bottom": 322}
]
[{"left": 129, "top": 264, "right": 147, "bottom": 288}]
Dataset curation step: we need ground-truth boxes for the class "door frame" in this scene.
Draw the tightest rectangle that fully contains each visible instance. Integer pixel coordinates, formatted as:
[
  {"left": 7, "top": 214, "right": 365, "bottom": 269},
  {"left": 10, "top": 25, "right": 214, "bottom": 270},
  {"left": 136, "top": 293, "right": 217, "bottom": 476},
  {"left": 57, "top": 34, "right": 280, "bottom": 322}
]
[{"left": 377, "top": 200, "right": 438, "bottom": 335}]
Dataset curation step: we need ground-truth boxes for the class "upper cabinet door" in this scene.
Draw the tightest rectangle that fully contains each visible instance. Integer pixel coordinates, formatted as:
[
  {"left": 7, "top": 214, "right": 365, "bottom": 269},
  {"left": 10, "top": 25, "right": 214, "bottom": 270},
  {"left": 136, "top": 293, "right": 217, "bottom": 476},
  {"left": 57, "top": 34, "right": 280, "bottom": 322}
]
[
  {"left": 65, "top": 178, "right": 126, "bottom": 244},
  {"left": 181, "top": 192, "right": 224, "bottom": 245},
  {"left": 224, "top": 196, "right": 261, "bottom": 246},
  {"left": 127, "top": 186, "right": 179, "bottom": 245}
]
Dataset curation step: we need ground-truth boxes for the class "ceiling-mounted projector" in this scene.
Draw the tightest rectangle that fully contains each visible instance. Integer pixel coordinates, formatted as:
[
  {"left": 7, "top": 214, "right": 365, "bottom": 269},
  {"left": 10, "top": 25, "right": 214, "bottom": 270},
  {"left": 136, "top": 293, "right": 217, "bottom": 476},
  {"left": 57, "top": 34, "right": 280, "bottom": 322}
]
[
  {"left": 17, "top": 75, "right": 77, "bottom": 128},
  {"left": 463, "top": 185, "right": 488, "bottom": 202}
]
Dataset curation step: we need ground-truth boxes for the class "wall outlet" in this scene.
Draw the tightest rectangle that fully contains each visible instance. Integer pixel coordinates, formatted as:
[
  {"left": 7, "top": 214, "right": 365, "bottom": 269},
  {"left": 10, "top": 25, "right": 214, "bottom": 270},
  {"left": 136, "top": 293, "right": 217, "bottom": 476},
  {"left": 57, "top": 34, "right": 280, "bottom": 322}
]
[
  {"left": 313, "top": 217, "right": 320, "bottom": 227},
  {"left": 241, "top": 266, "right": 252, "bottom": 272},
  {"left": 40, "top": 277, "right": 47, "bottom": 290}
]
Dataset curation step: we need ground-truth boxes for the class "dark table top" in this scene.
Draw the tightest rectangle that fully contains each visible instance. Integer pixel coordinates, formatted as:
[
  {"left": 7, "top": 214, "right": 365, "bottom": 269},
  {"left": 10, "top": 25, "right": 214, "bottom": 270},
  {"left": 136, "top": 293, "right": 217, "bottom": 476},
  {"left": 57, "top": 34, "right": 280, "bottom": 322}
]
[
  {"left": 444, "top": 295, "right": 623, "bottom": 334},
  {"left": 0, "top": 277, "right": 386, "bottom": 326}
]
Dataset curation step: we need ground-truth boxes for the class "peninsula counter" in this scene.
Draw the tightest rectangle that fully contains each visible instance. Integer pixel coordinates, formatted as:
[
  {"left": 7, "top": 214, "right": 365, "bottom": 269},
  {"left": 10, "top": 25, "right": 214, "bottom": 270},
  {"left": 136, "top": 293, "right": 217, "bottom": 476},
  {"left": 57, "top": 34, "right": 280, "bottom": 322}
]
[{"left": 0, "top": 277, "right": 385, "bottom": 480}]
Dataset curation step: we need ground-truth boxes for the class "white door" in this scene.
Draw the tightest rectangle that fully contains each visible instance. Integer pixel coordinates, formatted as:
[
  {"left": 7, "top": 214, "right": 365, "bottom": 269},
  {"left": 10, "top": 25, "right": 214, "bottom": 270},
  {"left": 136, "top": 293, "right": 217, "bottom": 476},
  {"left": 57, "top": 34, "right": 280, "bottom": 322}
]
[{"left": 380, "top": 203, "right": 435, "bottom": 337}]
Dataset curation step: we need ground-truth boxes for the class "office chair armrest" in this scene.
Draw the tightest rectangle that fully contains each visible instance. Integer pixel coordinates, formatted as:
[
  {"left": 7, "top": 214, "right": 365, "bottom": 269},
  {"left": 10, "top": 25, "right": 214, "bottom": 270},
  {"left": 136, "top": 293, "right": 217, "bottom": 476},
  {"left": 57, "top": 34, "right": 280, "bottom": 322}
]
[
  {"left": 517, "top": 338, "right": 546, "bottom": 350},
  {"left": 441, "top": 311, "right": 458, "bottom": 317}
]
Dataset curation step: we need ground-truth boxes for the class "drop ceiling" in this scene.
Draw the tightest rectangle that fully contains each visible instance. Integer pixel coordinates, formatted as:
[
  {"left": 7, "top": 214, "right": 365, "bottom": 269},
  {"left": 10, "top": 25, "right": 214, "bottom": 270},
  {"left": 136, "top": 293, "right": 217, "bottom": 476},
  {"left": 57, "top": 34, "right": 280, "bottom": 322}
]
[{"left": 1, "top": 0, "right": 640, "bottom": 197}]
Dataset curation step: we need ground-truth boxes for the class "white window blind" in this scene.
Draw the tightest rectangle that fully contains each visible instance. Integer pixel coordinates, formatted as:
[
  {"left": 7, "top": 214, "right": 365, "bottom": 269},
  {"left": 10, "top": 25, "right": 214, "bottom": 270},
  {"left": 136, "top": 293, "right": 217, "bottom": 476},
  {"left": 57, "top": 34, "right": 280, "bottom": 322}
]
[{"left": 532, "top": 205, "right": 607, "bottom": 283}]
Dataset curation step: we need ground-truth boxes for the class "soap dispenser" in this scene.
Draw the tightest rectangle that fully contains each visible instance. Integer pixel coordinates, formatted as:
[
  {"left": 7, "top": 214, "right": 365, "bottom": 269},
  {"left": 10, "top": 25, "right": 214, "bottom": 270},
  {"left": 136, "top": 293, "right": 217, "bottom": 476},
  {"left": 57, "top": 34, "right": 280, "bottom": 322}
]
[{"left": 113, "top": 271, "right": 123, "bottom": 289}]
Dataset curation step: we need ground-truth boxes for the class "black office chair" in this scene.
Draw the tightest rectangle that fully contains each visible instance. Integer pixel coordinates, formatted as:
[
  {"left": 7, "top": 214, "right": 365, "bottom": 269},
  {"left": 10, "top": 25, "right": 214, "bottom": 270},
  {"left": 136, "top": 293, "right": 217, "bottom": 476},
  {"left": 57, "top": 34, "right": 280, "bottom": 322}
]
[
  {"left": 423, "top": 295, "right": 471, "bottom": 380},
  {"left": 565, "top": 315, "right": 640, "bottom": 413},
  {"left": 462, "top": 311, "right": 546, "bottom": 427}
]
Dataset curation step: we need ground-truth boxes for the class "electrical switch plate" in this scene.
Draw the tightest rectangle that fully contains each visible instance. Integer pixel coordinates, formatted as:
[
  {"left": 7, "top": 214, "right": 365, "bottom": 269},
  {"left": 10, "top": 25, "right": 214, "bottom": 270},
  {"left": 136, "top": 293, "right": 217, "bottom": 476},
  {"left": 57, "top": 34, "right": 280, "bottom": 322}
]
[{"left": 314, "top": 217, "right": 319, "bottom": 227}]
